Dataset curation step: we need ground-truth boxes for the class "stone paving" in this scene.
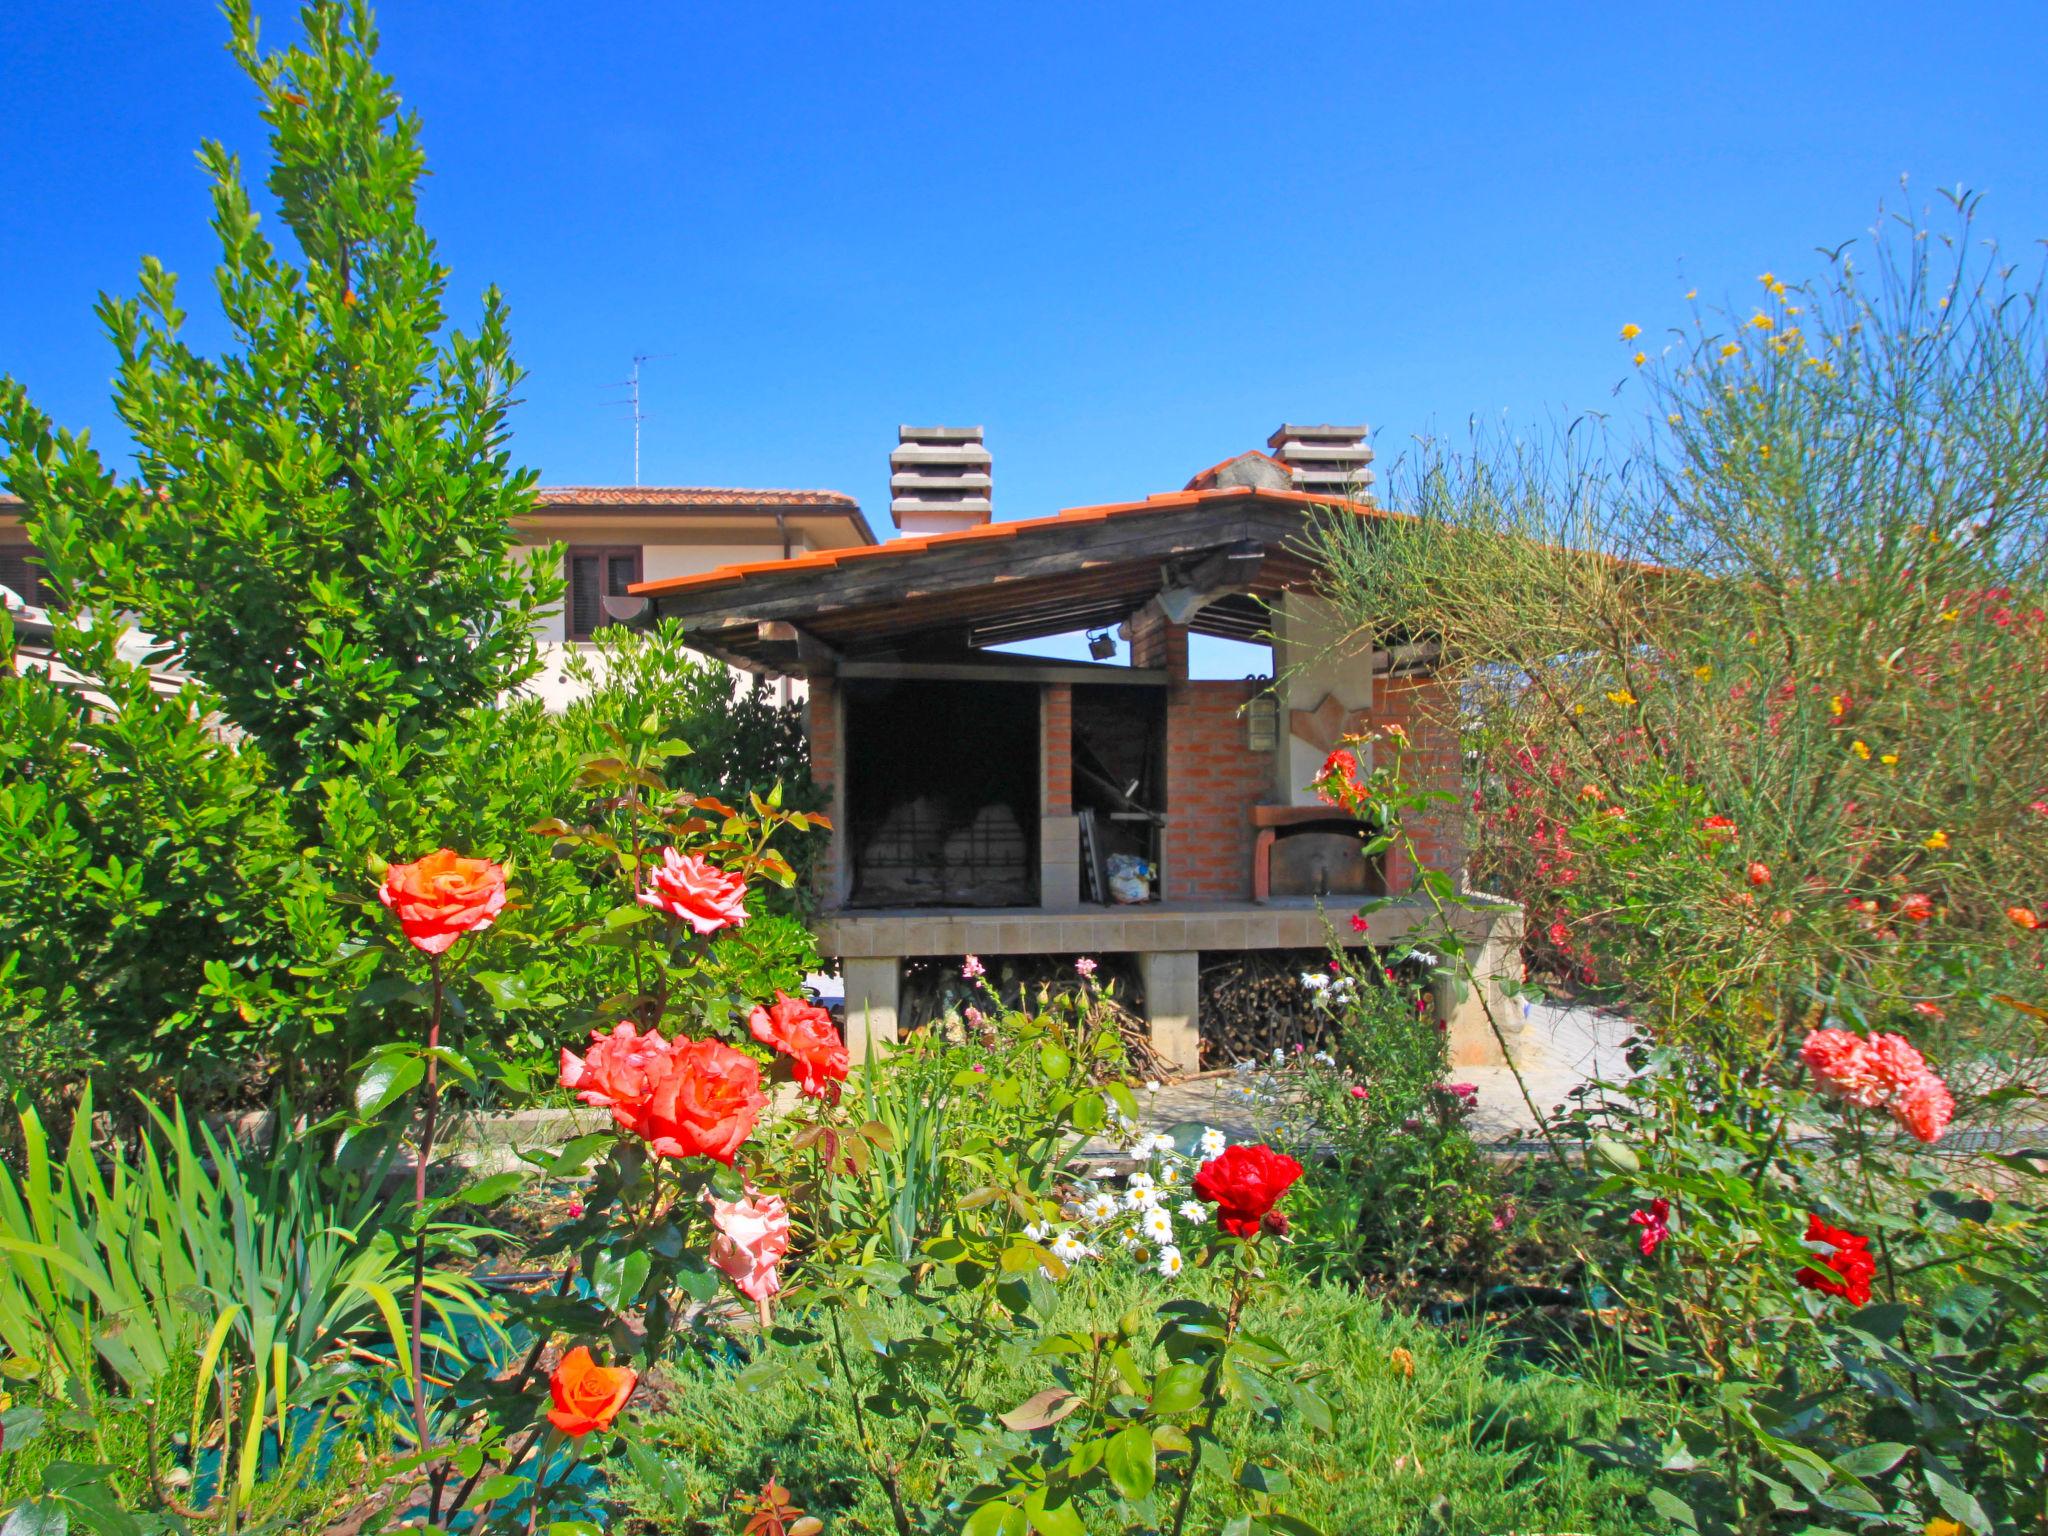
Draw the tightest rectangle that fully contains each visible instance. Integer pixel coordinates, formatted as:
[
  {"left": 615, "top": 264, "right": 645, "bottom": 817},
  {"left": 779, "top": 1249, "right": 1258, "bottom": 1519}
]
[{"left": 1086, "top": 1000, "right": 1638, "bottom": 1156}]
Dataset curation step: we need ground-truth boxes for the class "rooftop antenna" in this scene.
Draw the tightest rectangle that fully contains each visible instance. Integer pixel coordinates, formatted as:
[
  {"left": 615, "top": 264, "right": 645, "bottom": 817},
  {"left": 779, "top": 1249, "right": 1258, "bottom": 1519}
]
[{"left": 602, "top": 353, "right": 672, "bottom": 485}]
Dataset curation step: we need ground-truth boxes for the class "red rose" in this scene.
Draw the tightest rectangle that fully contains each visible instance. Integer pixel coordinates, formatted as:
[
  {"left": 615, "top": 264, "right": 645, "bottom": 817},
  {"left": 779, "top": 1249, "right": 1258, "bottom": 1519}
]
[
  {"left": 377, "top": 849, "right": 507, "bottom": 955},
  {"left": 560, "top": 1021, "right": 678, "bottom": 1140},
  {"left": 1193, "top": 1143, "right": 1304, "bottom": 1237},
  {"left": 748, "top": 989, "right": 850, "bottom": 1100},
  {"left": 638, "top": 848, "right": 749, "bottom": 935},
  {"left": 1795, "top": 1213, "right": 1877, "bottom": 1307},
  {"left": 546, "top": 1346, "right": 636, "bottom": 1437},
  {"left": 642, "top": 1036, "right": 767, "bottom": 1164}
]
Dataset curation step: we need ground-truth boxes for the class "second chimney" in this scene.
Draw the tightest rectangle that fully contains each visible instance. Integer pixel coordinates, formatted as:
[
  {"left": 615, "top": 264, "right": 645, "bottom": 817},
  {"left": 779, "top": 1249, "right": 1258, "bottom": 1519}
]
[
  {"left": 1267, "top": 423, "right": 1374, "bottom": 500},
  {"left": 890, "top": 425, "right": 992, "bottom": 535}
]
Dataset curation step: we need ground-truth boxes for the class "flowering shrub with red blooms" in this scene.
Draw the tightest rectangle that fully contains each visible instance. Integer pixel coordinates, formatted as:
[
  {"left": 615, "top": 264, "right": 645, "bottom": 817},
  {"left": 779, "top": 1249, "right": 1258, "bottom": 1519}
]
[
  {"left": 1793, "top": 1214, "right": 1877, "bottom": 1307},
  {"left": 638, "top": 846, "right": 751, "bottom": 934},
  {"left": 546, "top": 1346, "right": 637, "bottom": 1437},
  {"left": 748, "top": 989, "right": 849, "bottom": 1099},
  {"left": 1194, "top": 1143, "right": 1305, "bottom": 1236},
  {"left": 1629, "top": 1197, "right": 1671, "bottom": 1256},
  {"left": 1800, "top": 1027, "right": 1955, "bottom": 1143},
  {"left": 378, "top": 848, "right": 507, "bottom": 955}
]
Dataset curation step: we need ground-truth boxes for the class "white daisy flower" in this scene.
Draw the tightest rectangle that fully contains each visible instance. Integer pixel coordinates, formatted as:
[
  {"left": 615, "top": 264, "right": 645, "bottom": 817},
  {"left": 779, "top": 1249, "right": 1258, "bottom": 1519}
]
[
  {"left": 1127, "top": 1170, "right": 1156, "bottom": 1194},
  {"left": 1023, "top": 1221, "right": 1051, "bottom": 1242},
  {"left": 1178, "top": 1200, "right": 1207, "bottom": 1225},
  {"left": 1157, "top": 1163, "right": 1181, "bottom": 1186},
  {"left": 1094, "top": 1166, "right": 1119, "bottom": 1179},
  {"left": 1126, "top": 1184, "right": 1163, "bottom": 1211},
  {"left": 1049, "top": 1229, "right": 1088, "bottom": 1263},
  {"left": 1141, "top": 1206, "right": 1174, "bottom": 1243},
  {"left": 1144, "top": 1080, "right": 1162, "bottom": 1093},
  {"left": 1156, "top": 1246, "right": 1184, "bottom": 1279},
  {"left": 1198, "top": 1127, "right": 1228, "bottom": 1159},
  {"left": 1083, "top": 1192, "right": 1120, "bottom": 1223}
]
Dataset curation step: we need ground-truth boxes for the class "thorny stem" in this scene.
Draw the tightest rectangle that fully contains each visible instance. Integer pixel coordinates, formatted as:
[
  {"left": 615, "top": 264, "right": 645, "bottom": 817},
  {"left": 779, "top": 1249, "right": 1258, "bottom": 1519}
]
[
  {"left": 1168, "top": 1244, "right": 1255, "bottom": 1536},
  {"left": 441, "top": 1261, "right": 580, "bottom": 1520}
]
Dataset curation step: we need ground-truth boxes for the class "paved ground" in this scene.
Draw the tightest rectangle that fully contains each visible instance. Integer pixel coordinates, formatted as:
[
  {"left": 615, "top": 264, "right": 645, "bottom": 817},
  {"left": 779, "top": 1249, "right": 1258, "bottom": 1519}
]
[{"left": 1088, "top": 1000, "right": 1638, "bottom": 1156}]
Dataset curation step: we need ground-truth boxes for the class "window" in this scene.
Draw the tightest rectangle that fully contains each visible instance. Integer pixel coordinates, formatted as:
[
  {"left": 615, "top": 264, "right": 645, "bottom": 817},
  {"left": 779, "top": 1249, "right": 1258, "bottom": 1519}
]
[
  {"left": 0, "top": 541, "right": 46, "bottom": 608},
  {"left": 564, "top": 545, "right": 642, "bottom": 640}
]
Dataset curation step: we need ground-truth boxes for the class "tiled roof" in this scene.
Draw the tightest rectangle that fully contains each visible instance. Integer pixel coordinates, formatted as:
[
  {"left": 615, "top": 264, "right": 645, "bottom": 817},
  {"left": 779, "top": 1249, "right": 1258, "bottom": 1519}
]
[
  {"left": 630, "top": 484, "right": 1378, "bottom": 599},
  {"left": 532, "top": 486, "right": 858, "bottom": 508}
]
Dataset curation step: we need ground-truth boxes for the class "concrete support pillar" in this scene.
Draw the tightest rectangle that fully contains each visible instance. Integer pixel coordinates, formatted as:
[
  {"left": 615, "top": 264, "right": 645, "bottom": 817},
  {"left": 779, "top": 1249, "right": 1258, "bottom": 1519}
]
[
  {"left": 1041, "top": 814, "right": 1080, "bottom": 908},
  {"left": 1137, "top": 950, "right": 1202, "bottom": 1075},
  {"left": 841, "top": 957, "right": 900, "bottom": 1064},
  {"left": 1439, "top": 927, "right": 1525, "bottom": 1068}
]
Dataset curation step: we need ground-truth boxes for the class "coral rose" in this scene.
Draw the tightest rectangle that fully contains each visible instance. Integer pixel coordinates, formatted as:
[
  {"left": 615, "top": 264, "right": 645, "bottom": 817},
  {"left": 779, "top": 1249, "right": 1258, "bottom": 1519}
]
[
  {"left": 1193, "top": 1143, "right": 1304, "bottom": 1237},
  {"left": 546, "top": 1346, "right": 636, "bottom": 1437},
  {"left": 377, "top": 849, "right": 506, "bottom": 955},
  {"left": 1800, "top": 1028, "right": 1954, "bottom": 1143},
  {"left": 642, "top": 1036, "right": 767, "bottom": 1164},
  {"left": 638, "top": 848, "right": 749, "bottom": 935},
  {"left": 2008, "top": 905, "right": 2041, "bottom": 931},
  {"left": 1315, "top": 748, "right": 1366, "bottom": 809},
  {"left": 748, "top": 990, "right": 849, "bottom": 1100},
  {"left": 560, "top": 1021, "right": 678, "bottom": 1141},
  {"left": 706, "top": 1186, "right": 792, "bottom": 1307}
]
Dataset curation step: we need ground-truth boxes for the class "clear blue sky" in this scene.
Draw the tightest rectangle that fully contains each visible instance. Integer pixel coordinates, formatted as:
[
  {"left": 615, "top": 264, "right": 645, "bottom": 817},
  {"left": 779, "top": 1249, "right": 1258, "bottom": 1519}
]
[{"left": 5, "top": 1, "right": 2047, "bottom": 530}]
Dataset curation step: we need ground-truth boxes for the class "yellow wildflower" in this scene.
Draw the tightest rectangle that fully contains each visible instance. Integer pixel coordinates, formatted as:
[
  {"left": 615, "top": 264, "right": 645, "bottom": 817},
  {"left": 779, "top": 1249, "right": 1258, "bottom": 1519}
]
[
  {"left": 1389, "top": 1346, "right": 1416, "bottom": 1379},
  {"left": 1939, "top": 608, "right": 1960, "bottom": 622},
  {"left": 1633, "top": 351, "right": 1647, "bottom": 367},
  {"left": 1573, "top": 702, "right": 1586, "bottom": 715},
  {"left": 1720, "top": 342, "right": 1740, "bottom": 360},
  {"left": 1668, "top": 413, "right": 1682, "bottom": 426},
  {"left": 1607, "top": 688, "right": 1638, "bottom": 707},
  {"left": 1829, "top": 695, "right": 1847, "bottom": 717},
  {"left": 1851, "top": 739, "right": 1872, "bottom": 760},
  {"left": 1694, "top": 663, "right": 1713, "bottom": 681},
  {"left": 1750, "top": 312, "right": 1775, "bottom": 331},
  {"left": 1758, "top": 444, "right": 1771, "bottom": 459},
  {"left": 1926, "top": 1521, "right": 1965, "bottom": 1536},
  {"left": 1620, "top": 323, "right": 1642, "bottom": 341},
  {"left": 1880, "top": 753, "right": 1899, "bottom": 766},
  {"left": 1685, "top": 288, "right": 1698, "bottom": 299},
  {"left": 1924, "top": 830, "right": 1948, "bottom": 850},
  {"left": 1758, "top": 271, "right": 1774, "bottom": 286}
]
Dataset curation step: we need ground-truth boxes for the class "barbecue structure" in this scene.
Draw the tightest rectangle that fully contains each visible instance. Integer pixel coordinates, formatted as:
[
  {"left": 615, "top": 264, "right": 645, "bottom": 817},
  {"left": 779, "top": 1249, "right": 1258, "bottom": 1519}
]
[{"left": 633, "top": 432, "right": 1523, "bottom": 1073}]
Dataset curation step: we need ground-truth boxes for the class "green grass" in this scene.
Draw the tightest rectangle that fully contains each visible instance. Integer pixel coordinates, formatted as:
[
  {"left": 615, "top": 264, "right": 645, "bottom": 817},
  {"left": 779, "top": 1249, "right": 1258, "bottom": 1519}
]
[{"left": 617, "top": 1267, "right": 1647, "bottom": 1535}]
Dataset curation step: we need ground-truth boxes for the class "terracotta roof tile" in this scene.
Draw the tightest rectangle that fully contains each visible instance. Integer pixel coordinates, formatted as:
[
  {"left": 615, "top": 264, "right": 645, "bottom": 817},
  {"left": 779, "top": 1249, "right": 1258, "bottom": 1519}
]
[
  {"left": 532, "top": 486, "right": 859, "bottom": 509},
  {"left": 630, "top": 484, "right": 1380, "bottom": 600}
]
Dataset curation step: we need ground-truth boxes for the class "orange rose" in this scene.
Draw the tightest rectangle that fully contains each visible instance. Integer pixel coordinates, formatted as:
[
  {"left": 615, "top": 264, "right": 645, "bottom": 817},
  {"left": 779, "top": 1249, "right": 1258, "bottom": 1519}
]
[
  {"left": 378, "top": 849, "right": 507, "bottom": 955},
  {"left": 546, "top": 1346, "right": 636, "bottom": 1437},
  {"left": 2009, "top": 905, "right": 2041, "bottom": 931},
  {"left": 642, "top": 1036, "right": 767, "bottom": 1164},
  {"left": 638, "top": 848, "right": 749, "bottom": 935},
  {"left": 748, "top": 990, "right": 849, "bottom": 1100}
]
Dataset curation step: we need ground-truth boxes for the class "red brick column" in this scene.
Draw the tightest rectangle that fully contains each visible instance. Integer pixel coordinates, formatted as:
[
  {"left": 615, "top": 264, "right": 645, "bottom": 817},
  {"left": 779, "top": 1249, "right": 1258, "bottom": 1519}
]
[
  {"left": 1129, "top": 611, "right": 1189, "bottom": 673},
  {"left": 1378, "top": 674, "right": 1466, "bottom": 894},
  {"left": 1161, "top": 681, "right": 1269, "bottom": 900},
  {"left": 1043, "top": 684, "right": 1072, "bottom": 815}
]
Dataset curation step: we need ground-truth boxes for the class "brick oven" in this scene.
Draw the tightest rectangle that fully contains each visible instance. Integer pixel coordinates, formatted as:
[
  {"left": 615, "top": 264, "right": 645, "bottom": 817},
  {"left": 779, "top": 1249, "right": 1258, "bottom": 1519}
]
[{"left": 632, "top": 428, "right": 1524, "bottom": 1074}]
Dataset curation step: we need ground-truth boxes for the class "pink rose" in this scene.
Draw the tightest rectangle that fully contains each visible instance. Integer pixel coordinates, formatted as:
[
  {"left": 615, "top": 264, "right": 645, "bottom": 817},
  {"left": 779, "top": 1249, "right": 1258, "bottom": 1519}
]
[
  {"left": 638, "top": 849, "right": 749, "bottom": 935},
  {"left": 706, "top": 1187, "right": 792, "bottom": 1314}
]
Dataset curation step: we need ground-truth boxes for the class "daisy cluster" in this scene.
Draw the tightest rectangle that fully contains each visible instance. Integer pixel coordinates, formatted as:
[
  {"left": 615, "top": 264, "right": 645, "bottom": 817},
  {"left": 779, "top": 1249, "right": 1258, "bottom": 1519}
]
[{"left": 1027, "top": 1123, "right": 1234, "bottom": 1281}]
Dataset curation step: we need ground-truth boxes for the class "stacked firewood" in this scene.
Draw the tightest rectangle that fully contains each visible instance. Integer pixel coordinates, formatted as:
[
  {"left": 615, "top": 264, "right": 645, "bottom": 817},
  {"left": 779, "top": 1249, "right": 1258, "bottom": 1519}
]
[{"left": 1197, "top": 950, "right": 1340, "bottom": 1066}]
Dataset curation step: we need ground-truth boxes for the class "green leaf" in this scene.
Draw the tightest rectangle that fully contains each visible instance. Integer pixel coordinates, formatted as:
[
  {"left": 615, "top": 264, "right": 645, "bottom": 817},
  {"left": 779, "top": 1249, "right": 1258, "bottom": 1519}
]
[
  {"left": 962, "top": 1502, "right": 1025, "bottom": 1536},
  {"left": 1, "top": 1500, "right": 69, "bottom": 1536},
  {"left": 1105, "top": 1421, "right": 1157, "bottom": 1500},
  {"left": 354, "top": 1052, "right": 424, "bottom": 1116},
  {"left": 1150, "top": 1361, "right": 1207, "bottom": 1415},
  {"left": 1830, "top": 1442, "right": 1910, "bottom": 1478},
  {"left": 1020, "top": 1489, "right": 1086, "bottom": 1536},
  {"left": 591, "top": 1247, "right": 651, "bottom": 1312},
  {"left": 1039, "top": 1043, "right": 1072, "bottom": 1082},
  {"left": 1921, "top": 1453, "right": 1992, "bottom": 1534}
]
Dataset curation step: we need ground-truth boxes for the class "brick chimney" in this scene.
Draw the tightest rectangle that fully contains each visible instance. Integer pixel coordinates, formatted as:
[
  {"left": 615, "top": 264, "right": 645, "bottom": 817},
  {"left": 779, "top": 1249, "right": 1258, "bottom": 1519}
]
[
  {"left": 890, "top": 426, "right": 992, "bottom": 535},
  {"left": 1267, "top": 423, "right": 1374, "bottom": 500}
]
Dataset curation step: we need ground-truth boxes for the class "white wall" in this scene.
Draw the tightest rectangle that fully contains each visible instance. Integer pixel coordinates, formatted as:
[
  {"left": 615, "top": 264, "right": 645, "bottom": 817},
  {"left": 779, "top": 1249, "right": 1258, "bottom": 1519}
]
[{"left": 1274, "top": 591, "right": 1376, "bottom": 804}]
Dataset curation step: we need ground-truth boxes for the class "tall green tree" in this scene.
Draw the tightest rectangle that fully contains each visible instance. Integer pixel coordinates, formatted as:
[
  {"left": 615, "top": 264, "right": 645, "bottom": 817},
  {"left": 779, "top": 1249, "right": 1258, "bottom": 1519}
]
[{"left": 0, "top": 0, "right": 562, "bottom": 804}]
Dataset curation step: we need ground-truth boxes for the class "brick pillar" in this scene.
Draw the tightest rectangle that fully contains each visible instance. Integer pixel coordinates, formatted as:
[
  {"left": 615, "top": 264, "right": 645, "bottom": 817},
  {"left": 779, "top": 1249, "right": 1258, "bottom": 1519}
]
[
  {"left": 1380, "top": 674, "right": 1466, "bottom": 894},
  {"left": 1042, "top": 684, "right": 1072, "bottom": 815},
  {"left": 1129, "top": 611, "right": 1188, "bottom": 675}
]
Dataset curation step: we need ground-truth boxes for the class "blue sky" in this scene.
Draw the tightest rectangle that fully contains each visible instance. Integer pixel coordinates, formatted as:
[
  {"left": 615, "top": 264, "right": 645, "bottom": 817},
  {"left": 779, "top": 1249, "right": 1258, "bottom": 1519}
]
[{"left": 5, "top": 0, "right": 2047, "bottom": 534}]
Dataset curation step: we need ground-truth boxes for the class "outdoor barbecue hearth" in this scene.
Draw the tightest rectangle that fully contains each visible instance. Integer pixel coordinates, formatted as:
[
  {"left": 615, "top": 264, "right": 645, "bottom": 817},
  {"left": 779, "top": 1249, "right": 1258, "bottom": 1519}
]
[{"left": 1251, "top": 804, "right": 1386, "bottom": 902}]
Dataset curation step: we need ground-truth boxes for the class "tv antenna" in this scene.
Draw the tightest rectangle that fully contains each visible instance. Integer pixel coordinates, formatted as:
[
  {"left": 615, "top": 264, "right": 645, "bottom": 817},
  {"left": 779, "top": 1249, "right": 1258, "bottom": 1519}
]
[{"left": 604, "top": 353, "right": 672, "bottom": 485}]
